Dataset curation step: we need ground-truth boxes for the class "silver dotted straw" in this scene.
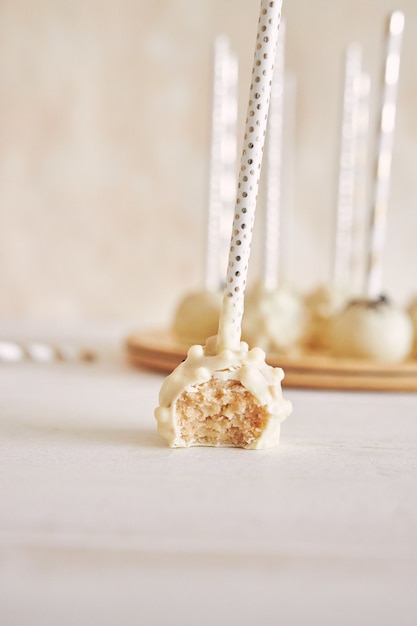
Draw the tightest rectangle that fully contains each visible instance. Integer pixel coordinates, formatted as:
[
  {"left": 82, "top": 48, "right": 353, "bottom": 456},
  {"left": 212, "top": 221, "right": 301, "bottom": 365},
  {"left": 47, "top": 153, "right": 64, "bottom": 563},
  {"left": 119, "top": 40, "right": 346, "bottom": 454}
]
[
  {"left": 366, "top": 11, "right": 405, "bottom": 299},
  {"left": 205, "top": 36, "right": 238, "bottom": 292},
  {"left": 217, "top": 0, "right": 283, "bottom": 351},
  {"left": 263, "top": 20, "right": 286, "bottom": 291},
  {"left": 333, "top": 42, "right": 362, "bottom": 290}
]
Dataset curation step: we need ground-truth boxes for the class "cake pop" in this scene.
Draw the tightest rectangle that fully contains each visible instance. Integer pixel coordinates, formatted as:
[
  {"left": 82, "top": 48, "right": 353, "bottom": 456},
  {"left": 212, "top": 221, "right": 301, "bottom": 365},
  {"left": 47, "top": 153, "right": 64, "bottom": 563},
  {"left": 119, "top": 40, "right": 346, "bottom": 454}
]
[
  {"left": 155, "top": 335, "right": 291, "bottom": 449},
  {"left": 242, "top": 281, "right": 306, "bottom": 354},
  {"left": 303, "top": 284, "right": 350, "bottom": 352},
  {"left": 329, "top": 12, "right": 412, "bottom": 363},
  {"left": 156, "top": 0, "right": 292, "bottom": 449},
  {"left": 329, "top": 295, "right": 413, "bottom": 362}
]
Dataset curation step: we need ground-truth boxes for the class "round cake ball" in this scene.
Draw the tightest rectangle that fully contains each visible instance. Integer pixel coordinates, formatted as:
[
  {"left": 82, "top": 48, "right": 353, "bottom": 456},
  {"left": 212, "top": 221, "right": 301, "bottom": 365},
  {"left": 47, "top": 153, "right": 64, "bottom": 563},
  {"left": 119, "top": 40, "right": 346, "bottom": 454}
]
[
  {"left": 241, "top": 282, "right": 306, "bottom": 354},
  {"left": 407, "top": 298, "right": 417, "bottom": 357},
  {"left": 303, "top": 284, "right": 351, "bottom": 352},
  {"left": 155, "top": 336, "right": 292, "bottom": 449},
  {"left": 329, "top": 296, "right": 414, "bottom": 362},
  {"left": 172, "top": 290, "right": 223, "bottom": 346}
]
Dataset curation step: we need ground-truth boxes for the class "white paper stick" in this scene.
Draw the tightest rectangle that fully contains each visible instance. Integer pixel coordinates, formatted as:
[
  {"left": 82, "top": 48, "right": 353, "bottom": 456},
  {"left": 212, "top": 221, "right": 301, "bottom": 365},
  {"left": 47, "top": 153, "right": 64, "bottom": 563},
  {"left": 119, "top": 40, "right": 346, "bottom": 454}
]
[
  {"left": 351, "top": 71, "right": 371, "bottom": 292},
  {"left": 263, "top": 21, "right": 286, "bottom": 291},
  {"left": 205, "top": 36, "right": 238, "bottom": 292},
  {"left": 280, "top": 71, "right": 297, "bottom": 285},
  {"left": 219, "top": 51, "right": 239, "bottom": 286},
  {"left": 217, "top": 0, "right": 283, "bottom": 352},
  {"left": 333, "top": 42, "right": 362, "bottom": 289},
  {"left": 367, "top": 11, "right": 405, "bottom": 299}
]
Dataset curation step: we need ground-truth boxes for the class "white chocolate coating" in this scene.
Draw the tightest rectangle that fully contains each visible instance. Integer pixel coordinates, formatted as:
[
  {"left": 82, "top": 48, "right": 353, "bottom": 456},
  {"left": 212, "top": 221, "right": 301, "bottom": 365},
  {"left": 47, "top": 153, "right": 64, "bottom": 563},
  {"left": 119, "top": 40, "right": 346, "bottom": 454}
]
[
  {"left": 155, "top": 335, "right": 292, "bottom": 449},
  {"left": 303, "top": 284, "right": 351, "bottom": 351},
  {"left": 172, "top": 290, "right": 223, "bottom": 346},
  {"left": 242, "top": 283, "right": 306, "bottom": 354},
  {"left": 330, "top": 297, "right": 414, "bottom": 362}
]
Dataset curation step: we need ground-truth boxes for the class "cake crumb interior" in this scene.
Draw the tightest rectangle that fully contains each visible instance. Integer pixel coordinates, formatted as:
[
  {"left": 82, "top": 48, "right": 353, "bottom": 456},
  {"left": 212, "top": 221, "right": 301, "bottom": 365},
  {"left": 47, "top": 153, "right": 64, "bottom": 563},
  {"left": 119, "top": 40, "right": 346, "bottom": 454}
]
[{"left": 175, "top": 378, "right": 269, "bottom": 448}]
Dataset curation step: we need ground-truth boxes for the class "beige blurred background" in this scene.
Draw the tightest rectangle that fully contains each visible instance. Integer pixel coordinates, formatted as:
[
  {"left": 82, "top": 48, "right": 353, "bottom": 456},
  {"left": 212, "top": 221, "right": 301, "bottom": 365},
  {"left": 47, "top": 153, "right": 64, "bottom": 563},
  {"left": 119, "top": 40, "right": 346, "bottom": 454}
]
[{"left": 1, "top": 0, "right": 416, "bottom": 328}]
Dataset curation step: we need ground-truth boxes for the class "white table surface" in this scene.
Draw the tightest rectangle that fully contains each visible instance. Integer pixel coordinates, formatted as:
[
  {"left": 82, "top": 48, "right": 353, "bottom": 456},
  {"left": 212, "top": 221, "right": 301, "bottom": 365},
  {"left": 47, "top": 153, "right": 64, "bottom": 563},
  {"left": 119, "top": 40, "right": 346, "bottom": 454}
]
[{"left": 1, "top": 321, "right": 417, "bottom": 626}]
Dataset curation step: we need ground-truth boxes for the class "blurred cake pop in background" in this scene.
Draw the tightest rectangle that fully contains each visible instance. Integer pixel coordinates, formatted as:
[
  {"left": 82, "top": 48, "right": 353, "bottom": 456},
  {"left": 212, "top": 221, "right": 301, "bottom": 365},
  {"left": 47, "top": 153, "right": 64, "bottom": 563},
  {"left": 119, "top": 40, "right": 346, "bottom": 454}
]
[
  {"left": 171, "top": 8, "right": 415, "bottom": 365},
  {"left": 242, "top": 281, "right": 306, "bottom": 355},
  {"left": 328, "top": 11, "right": 414, "bottom": 363},
  {"left": 329, "top": 295, "right": 413, "bottom": 362}
]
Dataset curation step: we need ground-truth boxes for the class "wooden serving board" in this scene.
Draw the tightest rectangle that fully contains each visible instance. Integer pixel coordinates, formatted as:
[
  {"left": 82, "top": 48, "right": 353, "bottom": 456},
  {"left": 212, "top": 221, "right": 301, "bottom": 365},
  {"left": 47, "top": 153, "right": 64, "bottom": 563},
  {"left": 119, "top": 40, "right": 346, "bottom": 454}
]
[{"left": 125, "top": 329, "right": 417, "bottom": 392}]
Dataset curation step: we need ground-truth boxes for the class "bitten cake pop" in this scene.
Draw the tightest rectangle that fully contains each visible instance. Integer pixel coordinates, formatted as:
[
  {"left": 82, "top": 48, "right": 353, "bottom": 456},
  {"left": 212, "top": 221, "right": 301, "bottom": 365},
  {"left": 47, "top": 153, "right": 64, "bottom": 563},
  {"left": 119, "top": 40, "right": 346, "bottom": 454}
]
[
  {"left": 155, "top": 335, "right": 291, "bottom": 449},
  {"left": 173, "top": 36, "right": 238, "bottom": 347},
  {"left": 329, "top": 12, "right": 413, "bottom": 363},
  {"left": 156, "top": 0, "right": 292, "bottom": 449}
]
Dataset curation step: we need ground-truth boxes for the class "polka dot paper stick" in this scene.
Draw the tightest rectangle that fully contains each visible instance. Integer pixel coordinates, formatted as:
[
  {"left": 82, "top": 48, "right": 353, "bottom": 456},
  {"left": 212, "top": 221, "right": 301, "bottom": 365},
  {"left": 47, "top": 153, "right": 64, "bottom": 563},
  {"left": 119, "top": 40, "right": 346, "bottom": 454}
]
[{"left": 217, "top": 0, "right": 283, "bottom": 352}]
